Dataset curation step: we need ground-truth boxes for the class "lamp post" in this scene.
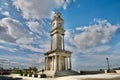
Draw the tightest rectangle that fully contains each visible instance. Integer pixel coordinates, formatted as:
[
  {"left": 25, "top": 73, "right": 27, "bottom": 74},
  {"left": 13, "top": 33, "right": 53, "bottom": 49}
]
[{"left": 106, "top": 57, "right": 110, "bottom": 70}]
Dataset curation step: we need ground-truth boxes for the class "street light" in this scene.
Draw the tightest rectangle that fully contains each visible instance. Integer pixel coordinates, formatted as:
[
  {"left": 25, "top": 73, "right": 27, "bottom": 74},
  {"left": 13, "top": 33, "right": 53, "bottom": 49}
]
[{"left": 106, "top": 57, "right": 110, "bottom": 70}]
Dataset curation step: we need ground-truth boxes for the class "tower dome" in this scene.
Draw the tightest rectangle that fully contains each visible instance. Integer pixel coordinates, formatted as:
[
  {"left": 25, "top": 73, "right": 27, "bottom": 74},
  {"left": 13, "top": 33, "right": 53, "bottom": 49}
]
[{"left": 54, "top": 12, "right": 61, "bottom": 18}]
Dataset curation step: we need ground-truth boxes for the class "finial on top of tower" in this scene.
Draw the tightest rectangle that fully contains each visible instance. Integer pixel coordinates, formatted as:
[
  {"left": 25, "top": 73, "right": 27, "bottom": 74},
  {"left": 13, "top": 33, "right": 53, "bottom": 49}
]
[{"left": 54, "top": 12, "right": 61, "bottom": 18}]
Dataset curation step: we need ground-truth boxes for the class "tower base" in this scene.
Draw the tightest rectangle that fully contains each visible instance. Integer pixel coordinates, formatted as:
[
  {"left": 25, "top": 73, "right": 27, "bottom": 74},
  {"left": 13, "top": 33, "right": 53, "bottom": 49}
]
[{"left": 44, "top": 70, "right": 79, "bottom": 78}]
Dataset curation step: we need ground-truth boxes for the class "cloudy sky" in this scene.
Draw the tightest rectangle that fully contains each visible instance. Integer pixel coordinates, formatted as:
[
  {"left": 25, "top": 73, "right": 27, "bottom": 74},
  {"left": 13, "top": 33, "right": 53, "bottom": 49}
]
[{"left": 0, "top": 0, "right": 120, "bottom": 71}]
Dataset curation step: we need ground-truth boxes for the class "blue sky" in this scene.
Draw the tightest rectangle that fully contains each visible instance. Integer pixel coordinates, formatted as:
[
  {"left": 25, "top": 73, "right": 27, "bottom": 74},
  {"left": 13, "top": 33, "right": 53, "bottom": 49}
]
[{"left": 0, "top": 0, "right": 120, "bottom": 71}]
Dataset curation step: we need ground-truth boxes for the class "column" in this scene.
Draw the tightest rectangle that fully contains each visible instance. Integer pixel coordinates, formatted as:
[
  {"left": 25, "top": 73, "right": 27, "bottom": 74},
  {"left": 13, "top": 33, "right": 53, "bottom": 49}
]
[
  {"left": 45, "top": 57, "right": 46, "bottom": 70},
  {"left": 55, "top": 55, "right": 57, "bottom": 71},
  {"left": 62, "top": 35, "right": 65, "bottom": 50},
  {"left": 59, "top": 55, "right": 61, "bottom": 71},
  {"left": 67, "top": 57, "right": 70, "bottom": 70},
  {"left": 52, "top": 56, "right": 54, "bottom": 70},
  {"left": 67, "top": 57, "right": 69, "bottom": 70},
  {"left": 46, "top": 57, "right": 48, "bottom": 70},
  {"left": 66, "top": 57, "right": 68, "bottom": 70},
  {"left": 63, "top": 57, "right": 65, "bottom": 70},
  {"left": 69, "top": 56, "right": 71, "bottom": 70},
  {"left": 51, "top": 36, "right": 53, "bottom": 50}
]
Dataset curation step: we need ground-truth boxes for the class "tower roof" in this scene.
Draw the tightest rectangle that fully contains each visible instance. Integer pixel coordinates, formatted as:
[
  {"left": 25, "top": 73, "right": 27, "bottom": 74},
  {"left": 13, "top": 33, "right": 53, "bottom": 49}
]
[
  {"left": 54, "top": 12, "right": 61, "bottom": 18},
  {"left": 52, "top": 12, "right": 63, "bottom": 23}
]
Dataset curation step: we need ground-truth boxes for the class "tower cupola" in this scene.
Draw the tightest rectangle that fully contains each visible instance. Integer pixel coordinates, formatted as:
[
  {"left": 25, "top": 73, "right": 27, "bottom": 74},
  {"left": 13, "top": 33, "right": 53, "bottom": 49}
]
[{"left": 51, "top": 12, "right": 64, "bottom": 31}]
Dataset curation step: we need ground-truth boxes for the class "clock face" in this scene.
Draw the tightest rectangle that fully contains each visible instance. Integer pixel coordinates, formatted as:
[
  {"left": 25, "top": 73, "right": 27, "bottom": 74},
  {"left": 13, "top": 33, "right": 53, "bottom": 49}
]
[
  {"left": 52, "top": 22, "right": 62, "bottom": 29},
  {"left": 52, "top": 23, "right": 55, "bottom": 27},
  {"left": 57, "top": 23, "right": 61, "bottom": 27}
]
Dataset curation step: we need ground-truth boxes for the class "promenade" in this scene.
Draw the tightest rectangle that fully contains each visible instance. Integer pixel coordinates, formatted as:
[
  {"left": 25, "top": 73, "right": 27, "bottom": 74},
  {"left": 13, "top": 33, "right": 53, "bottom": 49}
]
[{"left": 1, "top": 73, "right": 120, "bottom": 80}]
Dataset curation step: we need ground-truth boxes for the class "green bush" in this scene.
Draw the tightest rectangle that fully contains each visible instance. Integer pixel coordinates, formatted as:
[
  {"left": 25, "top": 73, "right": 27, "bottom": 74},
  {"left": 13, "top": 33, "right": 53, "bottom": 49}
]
[
  {"left": 20, "top": 73, "right": 23, "bottom": 76},
  {"left": 40, "top": 74, "right": 46, "bottom": 78},
  {"left": 29, "top": 73, "right": 32, "bottom": 77},
  {"left": 24, "top": 74, "right": 27, "bottom": 76},
  {"left": 34, "top": 74, "right": 38, "bottom": 77},
  {"left": 10, "top": 70, "right": 21, "bottom": 74}
]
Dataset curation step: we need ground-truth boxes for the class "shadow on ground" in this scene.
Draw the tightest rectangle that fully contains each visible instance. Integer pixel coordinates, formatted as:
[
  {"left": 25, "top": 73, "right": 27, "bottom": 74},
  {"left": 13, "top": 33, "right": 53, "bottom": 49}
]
[{"left": 0, "top": 76, "right": 22, "bottom": 80}]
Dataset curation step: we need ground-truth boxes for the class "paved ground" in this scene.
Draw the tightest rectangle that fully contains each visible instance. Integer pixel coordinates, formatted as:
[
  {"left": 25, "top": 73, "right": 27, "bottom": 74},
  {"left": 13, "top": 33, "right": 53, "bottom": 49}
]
[
  {"left": 0, "top": 76, "right": 22, "bottom": 80},
  {"left": 1, "top": 73, "right": 120, "bottom": 80}
]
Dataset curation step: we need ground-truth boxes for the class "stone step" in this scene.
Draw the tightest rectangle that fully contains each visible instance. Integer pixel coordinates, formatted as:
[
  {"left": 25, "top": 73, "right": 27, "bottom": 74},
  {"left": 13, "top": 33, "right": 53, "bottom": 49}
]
[{"left": 55, "top": 70, "right": 79, "bottom": 77}]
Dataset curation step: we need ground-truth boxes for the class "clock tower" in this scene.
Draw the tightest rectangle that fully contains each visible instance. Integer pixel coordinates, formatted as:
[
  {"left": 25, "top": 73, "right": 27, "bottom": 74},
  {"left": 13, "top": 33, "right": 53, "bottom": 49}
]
[
  {"left": 44, "top": 12, "right": 78, "bottom": 77},
  {"left": 50, "top": 12, "right": 65, "bottom": 50}
]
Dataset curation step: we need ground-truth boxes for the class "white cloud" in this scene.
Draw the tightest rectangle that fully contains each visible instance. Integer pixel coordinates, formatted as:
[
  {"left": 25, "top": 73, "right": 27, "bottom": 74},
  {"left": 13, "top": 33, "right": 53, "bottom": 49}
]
[
  {"left": 0, "top": 58, "right": 8, "bottom": 63},
  {"left": 65, "top": 19, "right": 120, "bottom": 70},
  {"left": 28, "top": 54, "right": 44, "bottom": 64},
  {"left": 62, "top": 0, "right": 71, "bottom": 10},
  {"left": 13, "top": 0, "right": 72, "bottom": 20},
  {"left": 19, "top": 39, "right": 50, "bottom": 53},
  {"left": 19, "top": 44, "right": 44, "bottom": 53},
  {"left": 82, "top": 45, "right": 110, "bottom": 54},
  {"left": 4, "top": 2, "right": 9, "bottom": 6},
  {"left": 8, "top": 0, "right": 73, "bottom": 53},
  {"left": 0, "top": 17, "right": 41, "bottom": 52},
  {"left": 0, "top": 17, "right": 50, "bottom": 53},
  {"left": 0, "top": 8, "right": 2, "bottom": 11},
  {"left": 65, "top": 43, "right": 110, "bottom": 54},
  {"left": 26, "top": 21, "right": 44, "bottom": 35},
  {"left": 68, "top": 19, "right": 119, "bottom": 49},
  {"left": 0, "top": 53, "right": 44, "bottom": 69},
  {"left": 0, "top": 17, "right": 31, "bottom": 42},
  {"left": 27, "top": 53, "right": 44, "bottom": 69},
  {"left": 64, "top": 19, "right": 120, "bottom": 57},
  {"left": 1, "top": 11, "right": 10, "bottom": 17},
  {"left": 76, "top": 26, "right": 88, "bottom": 31},
  {"left": 0, "top": 55, "right": 33, "bottom": 69},
  {"left": 16, "top": 37, "right": 33, "bottom": 45},
  {"left": 0, "top": 45, "right": 17, "bottom": 52}
]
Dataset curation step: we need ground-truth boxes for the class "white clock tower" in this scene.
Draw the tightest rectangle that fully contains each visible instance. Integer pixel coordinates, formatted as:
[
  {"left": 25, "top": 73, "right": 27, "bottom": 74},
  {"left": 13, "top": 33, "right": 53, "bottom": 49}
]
[
  {"left": 50, "top": 12, "right": 65, "bottom": 50},
  {"left": 44, "top": 12, "right": 78, "bottom": 77}
]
